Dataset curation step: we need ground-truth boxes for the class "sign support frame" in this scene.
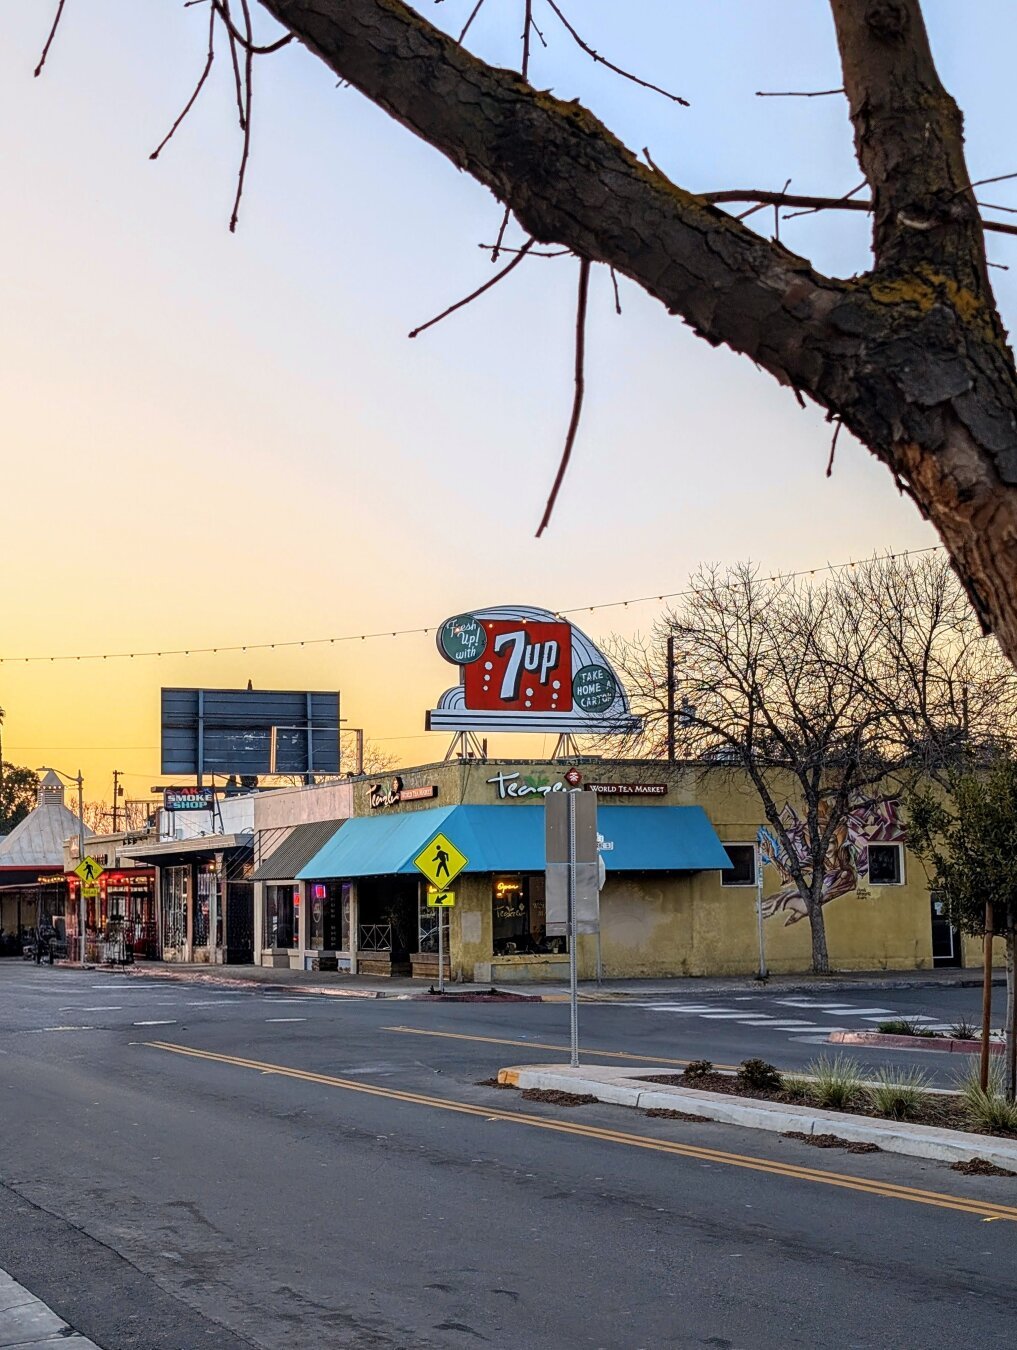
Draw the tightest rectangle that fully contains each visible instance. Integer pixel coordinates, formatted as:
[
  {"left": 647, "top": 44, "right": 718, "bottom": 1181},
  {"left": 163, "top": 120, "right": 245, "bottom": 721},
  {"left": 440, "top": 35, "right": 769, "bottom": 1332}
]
[{"left": 568, "top": 790, "right": 579, "bottom": 1068}]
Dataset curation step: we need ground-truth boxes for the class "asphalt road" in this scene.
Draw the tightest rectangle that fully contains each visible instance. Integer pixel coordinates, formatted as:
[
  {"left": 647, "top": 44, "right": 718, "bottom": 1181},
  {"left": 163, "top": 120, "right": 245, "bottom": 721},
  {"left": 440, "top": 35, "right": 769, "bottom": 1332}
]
[{"left": 1, "top": 964, "right": 1016, "bottom": 1349}]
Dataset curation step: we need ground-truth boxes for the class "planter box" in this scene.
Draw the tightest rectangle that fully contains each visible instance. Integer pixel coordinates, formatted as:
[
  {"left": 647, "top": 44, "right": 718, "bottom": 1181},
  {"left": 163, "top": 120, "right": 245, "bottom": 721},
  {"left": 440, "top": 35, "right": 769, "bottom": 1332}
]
[
  {"left": 411, "top": 952, "right": 451, "bottom": 981},
  {"left": 357, "top": 953, "right": 411, "bottom": 977}
]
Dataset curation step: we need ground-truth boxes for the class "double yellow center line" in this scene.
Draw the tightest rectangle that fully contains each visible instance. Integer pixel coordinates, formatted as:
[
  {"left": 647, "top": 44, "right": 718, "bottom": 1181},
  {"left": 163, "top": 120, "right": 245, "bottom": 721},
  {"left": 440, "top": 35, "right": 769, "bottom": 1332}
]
[{"left": 145, "top": 1040, "right": 1017, "bottom": 1223}]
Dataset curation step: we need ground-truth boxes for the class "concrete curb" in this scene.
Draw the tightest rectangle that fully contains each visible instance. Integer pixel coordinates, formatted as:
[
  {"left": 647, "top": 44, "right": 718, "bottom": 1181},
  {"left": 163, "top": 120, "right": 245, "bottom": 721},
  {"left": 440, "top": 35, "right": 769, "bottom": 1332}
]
[
  {"left": 831, "top": 1029, "right": 1004, "bottom": 1056},
  {"left": 496, "top": 1064, "right": 1017, "bottom": 1170}
]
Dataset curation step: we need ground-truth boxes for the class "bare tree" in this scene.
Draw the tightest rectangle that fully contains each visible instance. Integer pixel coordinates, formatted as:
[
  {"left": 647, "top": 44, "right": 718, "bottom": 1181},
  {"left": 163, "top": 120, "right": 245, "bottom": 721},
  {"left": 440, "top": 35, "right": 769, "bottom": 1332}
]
[
  {"left": 844, "top": 553, "right": 1017, "bottom": 781},
  {"left": 609, "top": 556, "right": 1016, "bottom": 972},
  {"left": 30, "top": 3, "right": 1017, "bottom": 672}
]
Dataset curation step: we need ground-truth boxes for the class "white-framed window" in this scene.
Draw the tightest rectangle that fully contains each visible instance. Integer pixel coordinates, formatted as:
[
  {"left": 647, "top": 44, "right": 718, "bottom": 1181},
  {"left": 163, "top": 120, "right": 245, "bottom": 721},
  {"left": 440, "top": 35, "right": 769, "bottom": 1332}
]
[
  {"left": 720, "top": 844, "right": 757, "bottom": 887},
  {"left": 867, "top": 842, "right": 904, "bottom": 886}
]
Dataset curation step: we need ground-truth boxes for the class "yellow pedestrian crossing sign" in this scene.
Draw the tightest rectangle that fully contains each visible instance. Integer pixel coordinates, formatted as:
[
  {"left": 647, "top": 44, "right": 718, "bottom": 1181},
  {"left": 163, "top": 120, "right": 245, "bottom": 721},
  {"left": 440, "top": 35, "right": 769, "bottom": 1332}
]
[
  {"left": 413, "top": 832, "right": 468, "bottom": 888},
  {"left": 74, "top": 856, "right": 105, "bottom": 885},
  {"left": 427, "top": 888, "right": 456, "bottom": 908}
]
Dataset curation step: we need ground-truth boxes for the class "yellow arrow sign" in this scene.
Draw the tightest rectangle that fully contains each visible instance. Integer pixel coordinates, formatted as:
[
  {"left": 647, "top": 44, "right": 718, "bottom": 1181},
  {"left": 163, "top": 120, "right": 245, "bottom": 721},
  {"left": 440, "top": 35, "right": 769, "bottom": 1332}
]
[
  {"left": 74, "top": 856, "right": 105, "bottom": 885},
  {"left": 413, "top": 832, "right": 468, "bottom": 889},
  {"left": 426, "top": 888, "right": 456, "bottom": 908}
]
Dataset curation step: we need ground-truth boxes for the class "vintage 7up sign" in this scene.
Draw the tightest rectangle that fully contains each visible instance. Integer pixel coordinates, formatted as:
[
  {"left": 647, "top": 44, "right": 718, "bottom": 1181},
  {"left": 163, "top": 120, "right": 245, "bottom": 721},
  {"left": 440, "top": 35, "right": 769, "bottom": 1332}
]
[{"left": 426, "top": 606, "right": 641, "bottom": 736}]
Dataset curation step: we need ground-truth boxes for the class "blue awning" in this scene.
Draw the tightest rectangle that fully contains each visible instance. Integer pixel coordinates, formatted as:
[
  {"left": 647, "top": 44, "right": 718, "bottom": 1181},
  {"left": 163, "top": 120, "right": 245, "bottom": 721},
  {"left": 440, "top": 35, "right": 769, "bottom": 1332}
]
[{"left": 297, "top": 804, "right": 731, "bottom": 879}]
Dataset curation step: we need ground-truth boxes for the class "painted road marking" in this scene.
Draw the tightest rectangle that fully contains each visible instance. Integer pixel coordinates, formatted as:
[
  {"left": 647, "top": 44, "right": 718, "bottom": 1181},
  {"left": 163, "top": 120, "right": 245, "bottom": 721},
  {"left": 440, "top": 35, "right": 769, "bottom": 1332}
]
[
  {"left": 26, "top": 1026, "right": 97, "bottom": 1033},
  {"left": 266, "top": 1018, "right": 307, "bottom": 1023},
  {"left": 380, "top": 1024, "right": 739, "bottom": 1069},
  {"left": 133, "top": 1020, "right": 177, "bottom": 1027},
  {"left": 60, "top": 1006, "right": 122, "bottom": 1012},
  {"left": 144, "top": 1040, "right": 1017, "bottom": 1224}
]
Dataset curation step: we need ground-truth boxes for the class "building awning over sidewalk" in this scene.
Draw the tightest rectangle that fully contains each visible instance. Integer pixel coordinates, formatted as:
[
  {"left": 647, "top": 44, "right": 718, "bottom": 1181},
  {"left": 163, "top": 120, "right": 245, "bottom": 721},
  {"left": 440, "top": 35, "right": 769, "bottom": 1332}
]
[
  {"left": 121, "top": 834, "right": 252, "bottom": 868},
  {"left": 251, "top": 819, "right": 347, "bottom": 882},
  {"left": 297, "top": 805, "right": 731, "bottom": 880}
]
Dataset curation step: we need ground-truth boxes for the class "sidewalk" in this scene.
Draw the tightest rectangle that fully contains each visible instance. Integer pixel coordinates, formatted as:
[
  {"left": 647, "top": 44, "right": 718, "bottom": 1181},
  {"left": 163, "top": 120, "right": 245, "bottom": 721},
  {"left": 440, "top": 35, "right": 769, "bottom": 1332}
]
[
  {"left": 115, "top": 961, "right": 1005, "bottom": 1001},
  {"left": 0, "top": 1267, "right": 98, "bottom": 1347}
]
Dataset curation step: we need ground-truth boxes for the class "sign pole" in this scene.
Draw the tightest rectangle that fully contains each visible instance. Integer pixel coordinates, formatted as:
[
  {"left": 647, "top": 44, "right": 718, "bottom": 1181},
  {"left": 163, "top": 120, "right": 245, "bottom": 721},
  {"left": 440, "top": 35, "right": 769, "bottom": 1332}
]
[
  {"left": 77, "top": 771, "right": 86, "bottom": 966},
  {"left": 755, "top": 833, "right": 768, "bottom": 980},
  {"left": 438, "top": 895, "right": 445, "bottom": 995},
  {"left": 568, "top": 789, "right": 579, "bottom": 1068}
]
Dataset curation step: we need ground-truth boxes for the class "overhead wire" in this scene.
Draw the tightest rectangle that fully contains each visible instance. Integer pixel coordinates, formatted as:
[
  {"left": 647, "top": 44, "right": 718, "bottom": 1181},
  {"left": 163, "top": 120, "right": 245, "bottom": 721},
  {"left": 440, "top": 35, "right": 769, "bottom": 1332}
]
[{"left": 0, "top": 545, "right": 942, "bottom": 665}]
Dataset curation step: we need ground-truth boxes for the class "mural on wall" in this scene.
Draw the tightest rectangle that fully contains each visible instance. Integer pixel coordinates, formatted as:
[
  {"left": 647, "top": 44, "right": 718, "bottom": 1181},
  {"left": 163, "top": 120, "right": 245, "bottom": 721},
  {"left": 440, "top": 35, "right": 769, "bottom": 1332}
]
[{"left": 759, "top": 796, "right": 904, "bottom": 925}]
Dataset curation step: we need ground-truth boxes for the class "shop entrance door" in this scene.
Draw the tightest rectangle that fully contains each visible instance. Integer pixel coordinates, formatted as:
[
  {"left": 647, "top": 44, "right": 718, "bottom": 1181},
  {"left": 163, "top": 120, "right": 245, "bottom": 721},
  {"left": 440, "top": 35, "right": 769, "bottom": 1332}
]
[
  {"left": 931, "top": 892, "right": 961, "bottom": 967},
  {"left": 225, "top": 882, "right": 255, "bottom": 964}
]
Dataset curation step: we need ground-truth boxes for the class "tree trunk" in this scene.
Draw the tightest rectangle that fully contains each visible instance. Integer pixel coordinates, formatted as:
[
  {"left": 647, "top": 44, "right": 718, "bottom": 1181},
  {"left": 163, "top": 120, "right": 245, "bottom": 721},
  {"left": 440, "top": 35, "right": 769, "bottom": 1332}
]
[
  {"left": 1006, "top": 928, "right": 1016, "bottom": 1103},
  {"left": 808, "top": 891, "right": 831, "bottom": 975},
  {"left": 261, "top": 0, "right": 1017, "bottom": 669}
]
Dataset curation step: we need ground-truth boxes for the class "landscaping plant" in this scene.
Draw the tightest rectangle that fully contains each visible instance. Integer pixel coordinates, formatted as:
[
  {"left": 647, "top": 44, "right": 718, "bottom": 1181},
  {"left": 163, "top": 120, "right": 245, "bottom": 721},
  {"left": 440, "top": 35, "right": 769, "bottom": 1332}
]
[
  {"left": 866, "top": 1067, "right": 931, "bottom": 1122},
  {"left": 736, "top": 1059, "right": 783, "bottom": 1092},
  {"left": 806, "top": 1055, "right": 864, "bottom": 1111},
  {"left": 683, "top": 1060, "right": 714, "bottom": 1081},
  {"left": 957, "top": 1060, "right": 1017, "bottom": 1134}
]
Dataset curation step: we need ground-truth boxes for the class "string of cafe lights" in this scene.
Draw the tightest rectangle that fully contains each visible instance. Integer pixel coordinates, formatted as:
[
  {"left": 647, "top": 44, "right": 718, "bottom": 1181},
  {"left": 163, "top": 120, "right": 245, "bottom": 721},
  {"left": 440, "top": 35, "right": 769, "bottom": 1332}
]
[{"left": 0, "top": 545, "right": 943, "bottom": 665}]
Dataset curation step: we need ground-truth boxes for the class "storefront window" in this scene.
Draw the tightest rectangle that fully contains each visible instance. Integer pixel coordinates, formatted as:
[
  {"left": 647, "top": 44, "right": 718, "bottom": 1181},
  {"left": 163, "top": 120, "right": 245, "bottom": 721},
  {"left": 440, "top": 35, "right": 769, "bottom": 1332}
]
[
  {"left": 196, "top": 867, "right": 223, "bottom": 948},
  {"left": 162, "top": 866, "right": 189, "bottom": 951},
  {"left": 265, "top": 884, "right": 299, "bottom": 949},
  {"left": 492, "top": 875, "right": 561, "bottom": 955},
  {"left": 308, "top": 881, "right": 350, "bottom": 951},
  {"left": 418, "top": 890, "right": 450, "bottom": 954}
]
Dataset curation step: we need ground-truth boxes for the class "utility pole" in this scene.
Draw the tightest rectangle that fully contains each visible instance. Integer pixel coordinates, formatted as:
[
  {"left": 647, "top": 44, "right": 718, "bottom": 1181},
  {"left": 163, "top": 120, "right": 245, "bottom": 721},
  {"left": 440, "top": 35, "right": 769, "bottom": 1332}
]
[
  {"left": 76, "top": 770, "right": 86, "bottom": 965},
  {"left": 112, "top": 769, "right": 121, "bottom": 832},
  {"left": 666, "top": 635, "right": 676, "bottom": 762}
]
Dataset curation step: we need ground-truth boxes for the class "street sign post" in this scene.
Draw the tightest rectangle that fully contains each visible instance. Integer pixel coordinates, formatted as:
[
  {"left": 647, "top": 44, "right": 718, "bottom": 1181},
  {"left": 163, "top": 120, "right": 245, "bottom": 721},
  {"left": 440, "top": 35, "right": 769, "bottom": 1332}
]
[
  {"left": 414, "top": 833, "right": 468, "bottom": 994},
  {"left": 545, "top": 791, "right": 598, "bottom": 1067}
]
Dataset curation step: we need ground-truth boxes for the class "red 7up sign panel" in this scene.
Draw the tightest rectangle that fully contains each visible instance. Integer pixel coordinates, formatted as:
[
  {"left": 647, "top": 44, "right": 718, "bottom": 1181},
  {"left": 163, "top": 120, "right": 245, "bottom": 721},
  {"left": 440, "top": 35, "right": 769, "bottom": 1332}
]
[{"left": 464, "top": 621, "right": 573, "bottom": 713}]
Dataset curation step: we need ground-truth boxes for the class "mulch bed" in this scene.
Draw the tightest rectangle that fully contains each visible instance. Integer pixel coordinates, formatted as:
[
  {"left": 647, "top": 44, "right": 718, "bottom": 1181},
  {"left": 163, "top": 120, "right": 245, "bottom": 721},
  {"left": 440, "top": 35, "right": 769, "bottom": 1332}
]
[
  {"left": 475, "top": 1078, "right": 516, "bottom": 1089},
  {"left": 782, "top": 1131, "right": 880, "bottom": 1154},
  {"left": 520, "top": 1089, "right": 599, "bottom": 1107},
  {"left": 950, "top": 1157, "right": 1016, "bottom": 1177},
  {"left": 644, "top": 1107, "right": 711, "bottom": 1122},
  {"left": 641, "top": 1072, "right": 1017, "bottom": 1139}
]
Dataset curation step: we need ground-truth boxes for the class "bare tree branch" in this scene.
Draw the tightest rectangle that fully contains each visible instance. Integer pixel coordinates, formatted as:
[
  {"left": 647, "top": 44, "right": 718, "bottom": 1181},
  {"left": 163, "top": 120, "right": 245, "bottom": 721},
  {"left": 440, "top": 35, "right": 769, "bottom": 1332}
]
[{"left": 536, "top": 257, "right": 591, "bottom": 537}]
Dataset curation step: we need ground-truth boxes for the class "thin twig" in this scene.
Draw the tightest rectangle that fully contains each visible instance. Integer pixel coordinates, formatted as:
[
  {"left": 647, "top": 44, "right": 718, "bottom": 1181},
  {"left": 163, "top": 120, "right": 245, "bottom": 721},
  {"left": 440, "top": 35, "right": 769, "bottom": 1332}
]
[
  {"left": 978, "top": 200, "right": 1017, "bottom": 215},
  {"left": 784, "top": 179, "right": 866, "bottom": 221},
  {"left": 826, "top": 420, "right": 842, "bottom": 478},
  {"left": 410, "top": 239, "right": 535, "bottom": 338},
  {"left": 150, "top": 5, "right": 216, "bottom": 160},
  {"left": 536, "top": 258, "right": 591, "bottom": 538},
  {"left": 229, "top": 0, "right": 254, "bottom": 232},
  {"left": 211, "top": 0, "right": 294, "bottom": 54},
  {"left": 224, "top": 2, "right": 247, "bottom": 130},
  {"left": 609, "top": 266, "right": 621, "bottom": 315},
  {"left": 458, "top": 0, "right": 488, "bottom": 43},
  {"left": 478, "top": 243, "right": 569, "bottom": 257},
  {"left": 756, "top": 88, "right": 844, "bottom": 98},
  {"left": 643, "top": 147, "right": 663, "bottom": 175},
  {"left": 34, "top": 0, "right": 68, "bottom": 78},
  {"left": 491, "top": 205, "right": 512, "bottom": 261},
  {"left": 544, "top": 0, "right": 689, "bottom": 106},
  {"left": 700, "top": 188, "right": 1017, "bottom": 239},
  {"left": 522, "top": 0, "right": 532, "bottom": 79}
]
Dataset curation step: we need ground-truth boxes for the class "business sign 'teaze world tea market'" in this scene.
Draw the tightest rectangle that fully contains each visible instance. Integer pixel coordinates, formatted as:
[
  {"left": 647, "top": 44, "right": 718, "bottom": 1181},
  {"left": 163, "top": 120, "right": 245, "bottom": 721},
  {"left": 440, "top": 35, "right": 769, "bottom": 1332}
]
[{"left": 426, "top": 606, "right": 642, "bottom": 735}]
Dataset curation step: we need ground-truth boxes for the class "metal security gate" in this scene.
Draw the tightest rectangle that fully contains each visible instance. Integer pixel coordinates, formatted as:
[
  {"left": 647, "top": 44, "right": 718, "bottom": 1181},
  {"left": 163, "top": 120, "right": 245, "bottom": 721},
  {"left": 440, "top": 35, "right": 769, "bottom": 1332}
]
[{"left": 225, "top": 882, "right": 255, "bottom": 964}]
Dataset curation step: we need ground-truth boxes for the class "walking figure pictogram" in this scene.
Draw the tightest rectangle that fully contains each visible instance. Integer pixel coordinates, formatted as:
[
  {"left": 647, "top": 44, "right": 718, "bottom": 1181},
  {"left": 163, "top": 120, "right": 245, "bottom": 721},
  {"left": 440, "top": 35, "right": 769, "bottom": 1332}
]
[{"left": 432, "top": 844, "right": 450, "bottom": 880}]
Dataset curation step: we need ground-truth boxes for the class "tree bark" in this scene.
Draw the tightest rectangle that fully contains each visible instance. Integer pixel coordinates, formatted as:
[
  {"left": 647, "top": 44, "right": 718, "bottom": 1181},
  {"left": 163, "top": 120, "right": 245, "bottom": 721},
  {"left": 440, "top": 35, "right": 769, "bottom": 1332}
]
[
  {"left": 808, "top": 884, "right": 831, "bottom": 974},
  {"left": 1006, "top": 927, "right": 1016, "bottom": 1102},
  {"left": 257, "top": 0, "right": 1017, "bottom": 666},
  {"left": 981, "top": 899, "right": 994, "bottom": 1092}
]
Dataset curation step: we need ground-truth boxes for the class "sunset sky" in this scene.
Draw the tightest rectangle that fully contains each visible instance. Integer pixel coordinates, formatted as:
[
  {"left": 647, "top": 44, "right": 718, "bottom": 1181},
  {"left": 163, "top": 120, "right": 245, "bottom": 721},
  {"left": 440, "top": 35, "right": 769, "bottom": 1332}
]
[{"left": 3, "top": 2, "right": 1014, "bottom": 806}]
